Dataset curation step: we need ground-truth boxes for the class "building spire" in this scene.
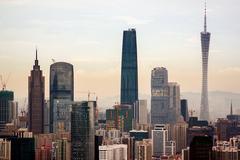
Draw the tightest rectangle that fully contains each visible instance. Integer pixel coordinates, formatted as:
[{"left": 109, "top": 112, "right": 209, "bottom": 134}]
[
  {"left": 204, "top": 0, "right": 207, "bottom": 32},
  {"left": 35, "top": 46, "right": 38, "bottom": 61},
  {"left": 230, "top": 100, "right": 233, "bottom": 115}
]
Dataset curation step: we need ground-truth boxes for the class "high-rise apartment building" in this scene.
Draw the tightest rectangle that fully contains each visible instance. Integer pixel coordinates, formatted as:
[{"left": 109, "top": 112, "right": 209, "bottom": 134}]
[
  {"left": 99, "top": 144, "right": 127, "bottom": 160},
  {"left": 28, "top": 50, "right": 45, "bottom": 134},
  {"left": 121, "top": 28, "right": 138, "bottom": 105},
  {"left": 50, "top": 62, "right": 74, "bottom": 133},
  {"left": 180, "top": 99, "right": 189, "bottom": 122},
  {"left": 200, "top": 2, "right": 211, "bottom": 121}
]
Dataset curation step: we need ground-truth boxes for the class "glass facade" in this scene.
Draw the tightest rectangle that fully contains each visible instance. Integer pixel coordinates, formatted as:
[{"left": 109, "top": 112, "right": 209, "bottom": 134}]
[
  {"left": 71, "top": 101, "right": 95, "bottom": 160},
  {"left": 0, "top": 90, "right": 14, "bottom": 131},
  {"left": 121, "top": 28, "right": 138, "bottom": 105},
  {"left": 50, "top": 62, "right": 74, "bottom": 133}
]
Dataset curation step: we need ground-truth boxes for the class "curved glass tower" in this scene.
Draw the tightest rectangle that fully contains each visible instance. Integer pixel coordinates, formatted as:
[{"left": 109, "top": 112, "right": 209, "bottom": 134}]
[
  {"left": 120, "top": 28, "right": 138, "bottom": 105},
  {"left": 49, "top": 62, "right": 74, "bottom": 133},
  {"left": 200, "top": 2, "right": 211, "bottom": 121}
]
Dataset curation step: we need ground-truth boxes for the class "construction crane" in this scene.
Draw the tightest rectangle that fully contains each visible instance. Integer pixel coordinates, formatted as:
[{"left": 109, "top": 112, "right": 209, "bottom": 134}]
[
  {"left": 0, "top": 73, "right": 11, "bottom": 90},
  {"left": 20, "top": 98, "right": 27, "bottom": 116},
  {"left": 189, "top": 109, "right": 196, "bottom": 117}
]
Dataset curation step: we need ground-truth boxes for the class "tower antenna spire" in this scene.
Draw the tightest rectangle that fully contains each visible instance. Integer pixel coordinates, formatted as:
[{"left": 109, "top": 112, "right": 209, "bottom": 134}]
[
  {"left": 35, "top": 46, "right": 38, "bottom": 60},
  {"left": 204, "top": 0, "right": 207, "bottom": 32},
  {"left": 230, "top": 100, "right": 233, "bottom": 115}
]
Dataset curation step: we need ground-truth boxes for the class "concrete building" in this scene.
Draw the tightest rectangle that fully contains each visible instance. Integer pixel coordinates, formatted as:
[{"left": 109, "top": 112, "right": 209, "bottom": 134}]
[
  {"left": 172, "top": 121, "right": 187, "bottom": 153},
  {"left": 99, "top": 144, "right": 127, "bottom": 160},
  {"left": 135, "top": 139, "right": 152, "bottom": 160},
  {"left": 0, "top": 138, "right": 11, "bottom": 160},
  {"left": 134, "top": 100, "right": 148, "bottom": 126},
  {"left": 152, "top": 124, "right": 168, "bottom": 158}
]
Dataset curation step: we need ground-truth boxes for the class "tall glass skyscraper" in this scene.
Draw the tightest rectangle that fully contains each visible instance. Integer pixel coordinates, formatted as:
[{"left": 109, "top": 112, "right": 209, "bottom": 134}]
[
  {"left": 28, "top": 49, "right": 45, "bottom": 134},
  {"left": 49, "top": 62, "right": 74, "bottom": 133},
  {"left": 71, "top": 101, "right": 95, "bottom": 160},
  {"left": 120, "top": 28, "right": 138, "bottom": 105},
  {"left": 200, "top": 2, "right": 211, "bottom": 121},
  {"left": 0, "top": 90, "right": 14, "bottom": 131}
]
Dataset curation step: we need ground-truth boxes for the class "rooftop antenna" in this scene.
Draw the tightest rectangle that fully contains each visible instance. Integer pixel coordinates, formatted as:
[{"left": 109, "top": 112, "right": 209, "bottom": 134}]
[
  {"left": 230, "top": 100, "right": 233, "bottom": 115},
  {"left": 204, "top": 0, "right": 207, "bottom": 32}
]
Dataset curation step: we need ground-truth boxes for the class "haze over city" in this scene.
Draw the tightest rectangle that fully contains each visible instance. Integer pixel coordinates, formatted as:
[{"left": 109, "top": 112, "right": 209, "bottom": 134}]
[{"left": 0, "top": 0, "right": 240, "bottom": 106}]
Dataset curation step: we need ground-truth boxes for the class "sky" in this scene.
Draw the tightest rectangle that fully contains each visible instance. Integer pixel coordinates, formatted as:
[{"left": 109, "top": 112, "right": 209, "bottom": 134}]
[{"left": 0, "top": 0, "right": 240, "bottom": 106}]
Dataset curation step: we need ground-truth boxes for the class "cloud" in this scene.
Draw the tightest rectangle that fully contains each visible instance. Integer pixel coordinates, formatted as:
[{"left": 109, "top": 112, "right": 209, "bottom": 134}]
[{"left": 116, "top": 16, "right": 153, "bottom": 26}]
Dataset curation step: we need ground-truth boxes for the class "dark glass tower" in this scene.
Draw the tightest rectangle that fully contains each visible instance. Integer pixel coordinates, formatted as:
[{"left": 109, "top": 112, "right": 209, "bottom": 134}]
[
  {"left": 120, "top": 28, "right": 138, "bottom": 105},
  {"left": 28, "top": 49, "right": 45, "bottom": 134},
  {"left": 49, "top": 62, "right": 74, "bottom": 133},
  {"left": 71, "top": 101, "right": 95, "bottom": 160},
  {"left": 200, "top": 2, "right": 211, "bottom": 121},
  {"left": 181, "top": 99, "right": 189, "bottom": 122},
  {"left": 0, "top": 90, "right": 14, "bottom": 131}
]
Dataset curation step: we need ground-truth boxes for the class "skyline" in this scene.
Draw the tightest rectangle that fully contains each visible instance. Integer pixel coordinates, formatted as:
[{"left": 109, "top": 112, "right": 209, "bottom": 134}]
[{"left": 0, "top": 0, "right": 240, "bottom": 105}]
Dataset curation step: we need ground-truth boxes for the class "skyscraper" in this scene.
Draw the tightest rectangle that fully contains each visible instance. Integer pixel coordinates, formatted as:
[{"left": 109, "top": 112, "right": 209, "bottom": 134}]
[
  {"left": 49, "top": 62, "right": 74, "bottom": 133},
  {"left": 71, "top": 101, "right": 95, "bottom": 160},
  {"left": 181, "top": 99, "right": 189, "bottom": 122},
  {"left": 28, "top": 49, "right": 45, "bottom": 134},
  {"left": 200, "top": 1, "right": 211, "bottom": 121},
  {"left": 120, "top": 28, "right": 138, "bottom": 105},
  {"left": 0, "top": 90, "right": 13, "bottom": 131},
  {"left": 151, "top": 67, "right": 181, "bottom": 125}
]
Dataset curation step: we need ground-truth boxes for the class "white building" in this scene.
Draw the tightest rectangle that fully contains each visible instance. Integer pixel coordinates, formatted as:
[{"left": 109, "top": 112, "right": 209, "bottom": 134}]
[
  {"left": 134, "top": 100, "right": 148, "bottom": 125},
  {"left": 152, "top": 124, "right": 168, "bottom": 157},
  {"left": 99, "top": 144, "right": 127, "bottom": 160},
  {"left": 107, "top": 129, "right": 121, "bottom": 139}
]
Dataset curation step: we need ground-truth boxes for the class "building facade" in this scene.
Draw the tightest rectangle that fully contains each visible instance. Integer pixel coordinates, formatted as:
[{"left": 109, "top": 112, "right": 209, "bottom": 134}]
[
  {"left": 0, "top": 90, "right": 14, "bottom": 131},
  {"left": 121, "top": 28, "right": 138, "bottom": 105},
  {"left": 50, "top": 62, "right": 74, "bottom": 133},
  {"left": 151, "top": 67, "right": 180, "bottom": 125},
  {"left": 28, "top": 50, "right": 45, "bottom": 134},
  {"left": 71, "top": 101, "right": 95, "bottom": 160}
]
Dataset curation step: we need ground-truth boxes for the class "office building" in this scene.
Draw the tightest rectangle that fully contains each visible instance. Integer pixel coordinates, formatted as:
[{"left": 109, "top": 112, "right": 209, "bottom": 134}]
[
  {"left": 189, "top": 136, "right": 213, "bottom": 160},
  {"left": 53, "top": 99, "right": 72, "bottom": 133},
  {"left": 129, "top": 130, "right": 148, "bottom": 141},
  {"left": 135, "top": 139, "right": 152, "bottom": 160},
  {"left": 134, "top": 100, "right": 148, "bottom": 126},
  {"left": 180, "top": 99, "right": 189, "bottom": 122},
  {"left": 121, "top": 28, "right": 138, "bottom": 105},
  {"left": 50, "top": 62, "right": 74, "bottom": 133},
  {"left": 172, "top": 121, "right": 187, "bottom": 153},
  {"left": 99, "top": 144, "right": 127, "bottom": 160},
  {"left": 106, "top": 104, "right": 134, "bottom": 132},
  {"left": 0, "top": 138, "right": 11, "bottom": 160},
  {"left": 71, "top": 101, "right": 95, "bottom": 160},
  {"left": 152, "top": 124, "right": 168, "bottom": 158},
  {"left": 28, "top": 50, "right": 45, "bottom": 134},
  {"left": 151, "top": 67, "right": 181, "bottom": 125},
  {"left": 43, "top": 100, "right": 50, "bottom": 133},
  {"left": 0, "top": 90, "right": 14, "bottom": 131},
  {"left": 200, "top": 1, "right": 211, "bottom": 121}
]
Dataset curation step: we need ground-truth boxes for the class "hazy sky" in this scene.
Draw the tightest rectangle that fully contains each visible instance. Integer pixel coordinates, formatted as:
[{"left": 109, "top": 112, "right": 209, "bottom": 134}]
[{"left": 0, "top": 0, "right": 240, "bottom": 105}]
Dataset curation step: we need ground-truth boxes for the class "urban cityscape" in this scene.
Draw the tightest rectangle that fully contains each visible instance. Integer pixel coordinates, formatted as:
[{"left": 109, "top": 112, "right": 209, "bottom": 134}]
[{"left": 0, "top": 0, "right": 240, "bottom": 160}]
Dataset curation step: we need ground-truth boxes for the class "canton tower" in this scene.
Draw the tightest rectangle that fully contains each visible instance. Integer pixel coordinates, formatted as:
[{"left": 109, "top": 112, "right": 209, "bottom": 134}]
[{"left": 200, "top": 1, "right": 211, "bottom": 121}]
